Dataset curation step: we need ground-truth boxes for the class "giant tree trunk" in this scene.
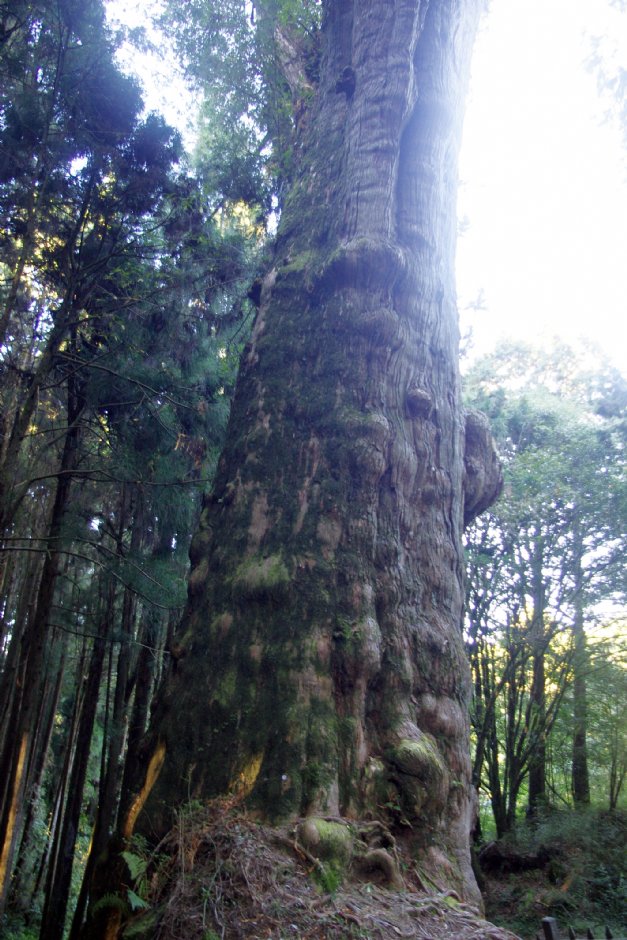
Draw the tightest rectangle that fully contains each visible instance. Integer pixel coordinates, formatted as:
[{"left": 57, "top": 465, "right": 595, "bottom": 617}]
[{"left": 122, "top": 0, "right": 500, "bottom": 906}]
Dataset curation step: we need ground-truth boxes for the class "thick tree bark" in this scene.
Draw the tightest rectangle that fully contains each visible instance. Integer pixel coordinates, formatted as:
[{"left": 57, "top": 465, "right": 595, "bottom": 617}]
[{"left": 118, "top": 0, "right": 499, "bottom": 910}]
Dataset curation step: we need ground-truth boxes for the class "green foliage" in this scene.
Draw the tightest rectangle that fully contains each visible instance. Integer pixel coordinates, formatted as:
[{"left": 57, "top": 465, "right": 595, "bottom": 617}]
[
  {"left": 549, "top": 644, "right": 627, "bottom": 808},
  {"left": 0, "top": 915, "right": 39, "bottom": 940},
  {"left": 121, "top": 850, "right": 148, "bottom": 884},
  {"left": 126, "top": 889, "right": 150, "bottom": 913},
  {"left": 487, "top": 809, "right": 627, "bottom": 938},
  {"left": 0, "top": 3, "right": 264, "bottom": 936},
  {"left": 121, "top": 832, "right": 158, "bottom": 906},
  {"left": 311, "top": 860, "right": 344, "bottom": 895},
  {"left": 465, "top": 340, "right": 627, "bottom": 834},
  {"left": 91, "top": 891, "right": 131, "bottom": 918},
  {"left": 161, "top": 0, "right": 322, "bottom": 209}
]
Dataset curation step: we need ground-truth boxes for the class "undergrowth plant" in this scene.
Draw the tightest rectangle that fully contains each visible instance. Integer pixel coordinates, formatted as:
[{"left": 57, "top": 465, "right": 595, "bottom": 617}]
[{"left": 484, "top": 808, "right": 626, "bottom": 938}]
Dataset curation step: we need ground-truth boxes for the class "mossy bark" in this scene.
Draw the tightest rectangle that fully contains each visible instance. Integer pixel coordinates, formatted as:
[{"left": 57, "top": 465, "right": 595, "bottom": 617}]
[{"left": 126, "top": 0, "right": 500, "bottom": 907}]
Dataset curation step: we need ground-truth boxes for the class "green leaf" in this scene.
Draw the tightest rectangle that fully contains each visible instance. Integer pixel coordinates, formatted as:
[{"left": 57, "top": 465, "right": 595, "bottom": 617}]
[
  {"left": 127, "top": 888, "right": 150, "bottom": 912},
  {"left": 92, "top": 892, "right": 130, "bottom": 917},
  {"left": 121, "top": 850, "right": 147, "bottom": 882}
]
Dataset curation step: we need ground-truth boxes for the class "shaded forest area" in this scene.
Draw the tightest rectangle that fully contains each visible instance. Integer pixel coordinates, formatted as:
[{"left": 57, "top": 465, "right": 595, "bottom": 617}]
[{"left": 0, "top": 1, "right": 625, "bottom": 939}]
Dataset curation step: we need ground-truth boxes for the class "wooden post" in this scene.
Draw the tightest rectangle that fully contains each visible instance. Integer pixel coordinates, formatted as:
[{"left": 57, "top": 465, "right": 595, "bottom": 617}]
[{"left": 543, "top": 918, "right": 561, "bottom": 940}]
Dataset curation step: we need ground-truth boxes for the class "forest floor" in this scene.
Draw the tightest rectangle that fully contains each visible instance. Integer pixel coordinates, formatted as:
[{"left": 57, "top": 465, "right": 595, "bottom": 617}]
[
  {"left": 120, "top": 799, "right": 521, "bottom": 940},
  {"left": 116, "top": 802, "right": 626, "bottom": 940},
  {"left": 478, "top": 809, "right": 627, "bottom": 940}
]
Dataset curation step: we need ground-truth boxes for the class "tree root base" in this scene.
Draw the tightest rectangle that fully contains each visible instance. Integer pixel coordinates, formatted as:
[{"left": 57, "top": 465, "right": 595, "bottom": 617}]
[{"left": 108, "top": 799, "right": 521, "bottom": 939}]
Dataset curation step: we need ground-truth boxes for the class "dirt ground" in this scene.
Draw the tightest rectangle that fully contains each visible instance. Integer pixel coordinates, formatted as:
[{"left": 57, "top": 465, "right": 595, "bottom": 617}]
[{"left": 120, "top": 800, "right": 522, "bottom": 940}]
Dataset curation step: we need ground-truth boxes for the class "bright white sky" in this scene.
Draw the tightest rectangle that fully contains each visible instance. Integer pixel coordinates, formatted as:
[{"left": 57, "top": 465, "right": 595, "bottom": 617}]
[
  {"left": 106, "top": 0, "right": 196, "bottom": 137},
  {"left": 108, "top": 0, "right": 626, "bottom": 373},
  {"left": 457, "top": 0, "right": 626, "bottom": 372}
]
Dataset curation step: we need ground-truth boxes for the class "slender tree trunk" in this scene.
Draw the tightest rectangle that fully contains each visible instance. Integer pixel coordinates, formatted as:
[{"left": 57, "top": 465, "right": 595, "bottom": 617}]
[
  {"left": 111, "top": 1, "right": 500, "bottom": 925},
  {"left": 528, "top": 650, "right": 547, "bottom": 815},
  {"left": 0, "top": 550, "right": 44, "bottom": 749},
  {"left": 37, "top": 672, "right": 87, "bottom": 927},
  {"left": 92, "top": 495, "right": 137, "bottom": 845},
  {"left": 71, "top": 607, "right": 149, "bottom": 940},
  {"left": 124, "top": 612, "right": 163, "bottom": 762},
  {"left": 8, "top": 643, "right": 66, "bottom": 915},
  {"left": 571, "top": 537, "right": 590, "bottom": 806},
  {"left": 0, "top": 375, "right": 83, "bottom": 906},
  {"left": 71, "top": 507, "right": 179, "bottom": 939},
  {"left": 608, "top": 722, "right": 625, "bottom": 811},
  {"left": 39, "top": 612, "right": 109, "bottom": 940},
  {"left": 0, "top": 550, "right": 17, "bottom": 656},
  {"left": 29, "top": 641, "right": 89, "bottom": 919},
  {"left": 503, "top": 643, "right": 519, "bottom": 829},
  {"left": 527, "top": 534, "right": 547, "bottom": 817},
  {"left": 472, "top": 640, "right": 507, "bottom": 835},
  {"left": 488, "top": 742, "right": 507, "bottom": 838}
]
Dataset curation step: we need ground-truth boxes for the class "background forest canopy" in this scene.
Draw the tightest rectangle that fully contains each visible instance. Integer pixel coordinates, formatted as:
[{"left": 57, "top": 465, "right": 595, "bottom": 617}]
[{"left": 0, "top": 1, "right": 625, "bottom": 939}]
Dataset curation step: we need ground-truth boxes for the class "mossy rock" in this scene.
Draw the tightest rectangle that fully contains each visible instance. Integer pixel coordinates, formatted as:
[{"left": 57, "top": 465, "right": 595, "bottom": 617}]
[{"left": 297, "top": 818, "right": 353, "bottom": 866}]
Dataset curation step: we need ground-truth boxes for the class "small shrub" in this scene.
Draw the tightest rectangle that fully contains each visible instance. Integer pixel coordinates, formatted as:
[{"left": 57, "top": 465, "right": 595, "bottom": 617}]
[
  {"left": 0, "top": 914, "right": 40, "bottom": 940},
  {"left": 483, "top": 808, "right": 627, "bottom": 938}
]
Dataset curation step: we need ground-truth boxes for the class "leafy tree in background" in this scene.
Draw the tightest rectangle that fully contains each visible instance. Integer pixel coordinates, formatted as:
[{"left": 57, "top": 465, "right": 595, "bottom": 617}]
[
  {"left": 0, "top": 0, "right": 262, "bottom": 931},
  {"left": 162, "top": 0, "right": 322, "bottom": 212},
  {"left": 465, "top": 341, "right": 626, "bottom": 836}
]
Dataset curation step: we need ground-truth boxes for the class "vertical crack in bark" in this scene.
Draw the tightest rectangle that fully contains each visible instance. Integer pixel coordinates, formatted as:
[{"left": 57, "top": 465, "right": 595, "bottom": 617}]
[{"left": 343, "top": 1, "right": 426, "bottom": 241}]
